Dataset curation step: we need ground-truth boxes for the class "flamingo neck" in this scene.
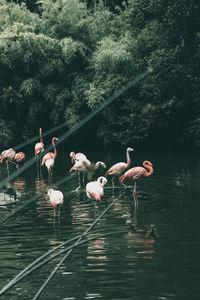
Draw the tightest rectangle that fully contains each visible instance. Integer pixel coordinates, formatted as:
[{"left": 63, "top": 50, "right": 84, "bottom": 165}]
[
  {"left": 98, "top": 176, "right": 107, "bottom": 186},
  {"left": 143, "top": 161, "right": 153, "bottom": 177},
  {"left": 52, "top": 139, "right": 57, "bottom": 157},
  {"left": 94, "top": 161, "right": 105, "bottom": 170},
  {"left": 126, "top": 149, "right": 131, "bottom": 167},
  {"left": 40, "top": 128, "right": 43, "bottom": 144}
]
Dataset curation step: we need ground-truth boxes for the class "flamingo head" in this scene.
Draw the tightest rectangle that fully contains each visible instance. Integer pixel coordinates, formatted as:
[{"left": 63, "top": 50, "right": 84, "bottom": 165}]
[
  {"left": 69, "top": 166, "right": 76, "bottom": 173},
  {"left": 97, "top": 176, "right": 107, "bottom": 186},
  {"left": 47, "top": 188, "right": 54, "bottom": 196},
  {"left": 70, "top": 152, "right": 75, "bottom": 159},
  {"left": 127, "top": 147, "right": 134, "bottom": 152},
  {"left": 52, "top": 137, "right": 59, "bottom": 142}
]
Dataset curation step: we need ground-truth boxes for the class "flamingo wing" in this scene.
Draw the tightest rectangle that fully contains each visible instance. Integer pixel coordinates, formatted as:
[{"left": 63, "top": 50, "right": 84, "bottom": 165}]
[
  {"left": 35, "top": 142, "right": 44, "bottom": 156},
  {"left": 41, "top": 152, "right": 54, "bottom": 165},
  {"left": 105, "top": 162, "right": 127, "bottom": 176},
  {"left": 86, "top": 181, "right": 103, "bottom": 201},
  {"left": 14, "top": 152, "right": 25, "bottom": 163},
  {"left": 120, "top": 167, "right": 145, "bottom": 182}
]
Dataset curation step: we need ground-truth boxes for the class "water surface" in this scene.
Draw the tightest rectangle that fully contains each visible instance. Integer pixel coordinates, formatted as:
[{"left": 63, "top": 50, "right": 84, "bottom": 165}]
[{"left": 0, "top": 150, "right": 200, "bottom": 300}]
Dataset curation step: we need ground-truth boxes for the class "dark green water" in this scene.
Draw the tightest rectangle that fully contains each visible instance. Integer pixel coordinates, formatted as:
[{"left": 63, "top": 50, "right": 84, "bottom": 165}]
[{"left": 0, "top": 150, "right": 200, "bottom": 299}]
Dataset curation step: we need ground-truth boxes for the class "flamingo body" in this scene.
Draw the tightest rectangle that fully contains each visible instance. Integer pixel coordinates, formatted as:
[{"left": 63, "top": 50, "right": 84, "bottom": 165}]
[
  {"left": 70, "top": 152, "right": 87, "bottom": 164},
  {"left": 105, "top": 147, "right": 133, "bottom": 177},
  {"left": 105, "top": 161, "right": 129, "bottom": 176},
  {"left": 47, "top": 188, "right": 64, "bottom": 214},
  {"left": 105, "top": 147, "right": 133, "bottom": 187},
  {"left": 41, "top": 137, "right": 58, "bottom": 178},
  {"left": 120, "top": 161, "right": 153, "bottom": 183},
  {"left": 86, "top": 176, "right": 107, "bottom": 202},
  {"left": 0, "top": 148, "right": 16, "bottom": 162},
  {"left": 14, "top": 152, "right": 25, "bottom": 163},
  {"left": 119, "top": 160, "right": 153, "bottom": 207},
  {"left": 69, "top": 158, "right": 90, "bottom": 173},
  {"left": 35, "top": 128, "right": 44, "bottom": 156}
]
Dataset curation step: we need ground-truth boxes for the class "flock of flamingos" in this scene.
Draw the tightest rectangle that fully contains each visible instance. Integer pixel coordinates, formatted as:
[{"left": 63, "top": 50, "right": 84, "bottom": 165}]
[{"left": 0, "top": 128, "right": 154, "bottom": 216}]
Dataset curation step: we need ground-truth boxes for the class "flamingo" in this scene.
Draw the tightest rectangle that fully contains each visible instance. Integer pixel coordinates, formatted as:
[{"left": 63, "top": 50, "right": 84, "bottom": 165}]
[
  {"left": 0, "top": 149, "right": 25, "bottom": 176},
  {"left": 86, "top": 176, "right": 107, "bottom": 202},
  {"left": 0, "top": 148, "right": 16, "bottom": 176},
  {"left": 69, "top": 158, "right": 106, "bottom": 190},
  {"left": 105, "top": 147, "right": 134, "bottom": 188},
  {"left": 119, "top": 160, "right": 153, "bottom": 207},
  {"left": 13, "top": 152, "right": 25, "bottom": 169},
  {"left": 47, "top": 188, "right": 64, "bottom": 216},
  {"left": 70, "top": 151, "right": 87, "bottom": 187},
  {"left": 35, "top": 128, "right": 44, "bottom": 156},
  {"left": 70, "top": 151, "right": 87, "bottom": 164},
  {"left": 41, "top": 137, "right": 59, "bottom": 182},
  {"left": 35, "top": 128, "right": 44, "bottom": 178}
]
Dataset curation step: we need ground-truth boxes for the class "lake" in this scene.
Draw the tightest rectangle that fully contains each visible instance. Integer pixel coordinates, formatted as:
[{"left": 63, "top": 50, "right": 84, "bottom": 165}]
[{"left": 0, "top": 148, "right": 200, "bottom": 300}]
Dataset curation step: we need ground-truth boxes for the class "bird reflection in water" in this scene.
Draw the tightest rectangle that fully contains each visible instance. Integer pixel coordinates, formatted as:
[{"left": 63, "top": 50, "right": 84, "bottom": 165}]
[
  {"left": 35, "top": 178, "right": 50, "bottom": 219},
  {"left": 86, "top": 236, "right": 107, "bottom": 272},
  {"left": 12, "top": 177, "right": 26, "bottom": 192},
  {"left": 125, "top": 204, "right": 157, "bottom": 260}
]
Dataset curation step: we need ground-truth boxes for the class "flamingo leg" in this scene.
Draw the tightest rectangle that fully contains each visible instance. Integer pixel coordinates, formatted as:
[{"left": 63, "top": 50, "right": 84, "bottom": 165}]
[
  {"left": 58, "top": 206, "right": 61, "bottom": 217},
  {"left": 133, "top": 181, "right": 138, "bottom": 209},
  {"left": 111, "top": 177, "right": 115, "bottom": 189},
  {"left": 39, "top": 159, "right": 43, "bottom": 179},
  {"left": 6, "top": 160, "right": 9, "bottom": 177},
  {"left": 82, "top": 172, "right": 86, "bottom": 185},
  {"left": 75, "top": 172, "right": 84, "bottom": 191}
]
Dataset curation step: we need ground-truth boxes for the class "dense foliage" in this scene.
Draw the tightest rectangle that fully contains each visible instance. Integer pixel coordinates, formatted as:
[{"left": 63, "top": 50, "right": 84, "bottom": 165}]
[{"left": 0, "top": 0, "right": 200, "bottom": 150}]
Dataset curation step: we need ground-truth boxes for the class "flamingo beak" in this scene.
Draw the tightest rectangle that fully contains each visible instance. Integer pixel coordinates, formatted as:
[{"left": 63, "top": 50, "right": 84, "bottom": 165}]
[
  {"left": 69, "top": 166, "right": 74, "bottom": 173},
  {"left": 119, "top": 175, "right": 125, "bottom": 183}
]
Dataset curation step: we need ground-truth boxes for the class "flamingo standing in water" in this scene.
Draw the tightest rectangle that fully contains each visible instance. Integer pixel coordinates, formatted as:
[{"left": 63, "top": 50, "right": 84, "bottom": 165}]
[
  {"left": 69, "top": 158, "right": 106, "bottom": 190},
  {"left": 35, "top": 128, "right": 44, "bottom": 178},
  {"left": 70, "top": 151, "right": 87, "bottom": 188},
  {"left": 86, "top": 176, "right": 107, "bottom": 202},
  {"left": 0, "top": 148, "right": 16, "bottom": 176},
  {"left": 47, "top": 188, "right": 64, "bottom": 216},
  {"left": 119, "top": 160, "right": 153, "bottom": 207},
  {"left": 105, "top": 147, "right": 134, "bottom": 188},
  {"left": 41, "top": 137, "right": 59, "bottom": 182},
  {"left": 35, "top": 128, "right": 44, "bottom": 156},
  {"left": 0, "top": 149, "right": 26, "bottom": 171}
]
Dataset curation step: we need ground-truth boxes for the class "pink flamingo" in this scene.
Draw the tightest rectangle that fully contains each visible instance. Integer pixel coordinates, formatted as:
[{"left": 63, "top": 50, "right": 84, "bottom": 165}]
[
  {"left": 105, "top": 147, "right": 134, "bottom": 188},
  {"left": 13, "top": 152, "right": 25, "bottom": 169},
  {"left": 41, "top": 137, "right": 59, "bottom": 181},
  {"left": 69, "top": 158, "right": 106, "bottom": 190},
  {"left": 70, "top": 151, "right": 87, "bottom": 164},
  {"left": 47, "top": 188, "right": 64, "bottom": 216},
  {"left": 35, "top": 128, "right": 44, "bottom": 177},
  {"left": 70, "top": 152, "right": 87, "bottom": 187},
  {"left": 86, "top": 176, "right": 107, "bottom": 202},
  {"left": 35, "top": 128, "right": 44, "bottom": 156},
  {"left": 119, "top": 160, "right": 153, "bottom": 207},
  {"left": 0, "top": 148, "right": 16, "bottom": 176}
]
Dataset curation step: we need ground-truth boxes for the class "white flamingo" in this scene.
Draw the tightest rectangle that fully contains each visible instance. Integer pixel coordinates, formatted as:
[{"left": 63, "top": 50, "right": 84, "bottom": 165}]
[
  {"left": 86, "top": 176, "right": 107, "bottom": 202},
  {"left": 47, "top": 188, "right": 64, "bottom": 216}
]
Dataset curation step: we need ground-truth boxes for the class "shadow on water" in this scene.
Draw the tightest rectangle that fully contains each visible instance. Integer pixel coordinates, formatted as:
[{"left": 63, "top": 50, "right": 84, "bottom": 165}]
[{"left": 0, "top": 150, "right": 200, "bottom": 299}]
